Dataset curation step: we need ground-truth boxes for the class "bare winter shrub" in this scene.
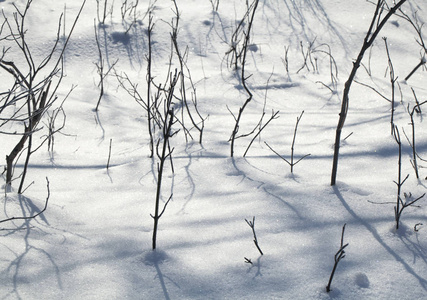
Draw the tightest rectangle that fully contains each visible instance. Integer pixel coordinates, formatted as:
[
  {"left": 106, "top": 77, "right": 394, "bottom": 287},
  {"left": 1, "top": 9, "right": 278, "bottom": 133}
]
[
  {"left": 228, "top": 0, "right": 260, "bottom": 157},
  {"left": 170, "top": 0, "right": 207, "bottom": 144},
  {"left": 208, "top": 0, "right": 219, "bottom": 12},
  {"left": 326, "top": 224, "right": 349, "bottom": 293},
  {"left": 392, "top": 126, "right": 425, "bottom": 230},
  {"left": 383, "top": 37, "right": 398, "bottom": 134},
  {"left": 397, "top": 7, "right": 427, "bottom": 80},
  {"left": 245, "top": 216, "right": 264, "bottom": 256},
  {"left": 264, "top": 111, "right": 310, "bottom": 173},
  {"left": 94, "top": 19, "right": 118, "bottom": 111},
  {"left": 0, "top": 0, "right": 86, "bottom": 193},
  {"left": 96, "top": 0, "right": 113, "bottom": 25},
  {"left": 331, "top": 0, "right": 407, "bottom": 186},
  {"left": 151, "top": 70, "right": 180, "bottom": 250},
  {"left": 403, "top": 97, "right": 427, "bottom": 179}
]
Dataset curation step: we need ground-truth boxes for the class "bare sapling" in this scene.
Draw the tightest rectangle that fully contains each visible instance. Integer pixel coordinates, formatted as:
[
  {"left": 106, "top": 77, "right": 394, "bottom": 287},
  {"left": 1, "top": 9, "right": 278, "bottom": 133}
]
[
  {"left": 245, "top": 216, "right": 263, "bottom": 256},
  {"left": 410, "top": 87, "right": 423, "bottom": 113},
  {"left": 326, "top": 223, "right": 349, "bottom": 293},
  {"left": 116, "top": 6, "right": 156, "bottom": 157},
  {"left": 243, "top": 110, "right": 279, "bottom": 157},
  {"left": 314, "top": 42, "right": 339, "bottom": 94},
  {"left": 43, "top": 86, "right": 75, "bottom": 158},
  {"left": 96, "top": 0, "right": 112, "bottom": 26},
  {"left": 184, "top": 64, "right": 207, "bottom": 144},
  {"left": 146, "top": 9, "right": 155, "bottom": 157},
  {"left": 151, "top": 70, "right": 180, "bottom": 250},
  {"left": 264, "top": 111, "right": 310, "bottom": 173},
  {"left": 243, "top": 71, "right": 279, "bottom": 157},
  {"left": 121, "top": 0, "right": 140, "bottom": 34},
  {"left": 356, "top": 9, "right": 427, "bottom": 102},
  {"left": 396, "top": 8, "right": 427, "bottom": 81},
  {"left": 229, "top": 0, "right": 260, "bottom": 157},
  {"left": 360, "top": 45, "right": 375, "bottom": 78},
  {"left": 170, "top": 0, "right": 207, "bottom": 144},
  {"left": 383, "top": 37, "right": 398, "bottom": 134},
  {"left": 297, "top": 39, "right": 316, "bottom": 74},
  {"left": 94, "top": 19, "right": 118, "bottom": 111},
  {"left": 354, "top": 43, "right": 392, "bottom": 102},
  {"left": 331, "top": 0, "right": 407, "bottom": 186},
  {"left": 404, "top": 96, "right": 427, "bottom": 179},
  {"left": 393, "top": 126, "right": 425, "bottom": 230},
  {"left": 121, "top": 0, "right": 139, "bottom": 21},
  {"left": 45, "top": 105, "right": 66, "bottom": 156},
  {"left": 282, "top": 45, "right": 290, "bottom": 74},
  {"left": 115, "top": 71, "right": 160, "bottom": 157},
  {"left": 106, "top": 138, "right": 113, "bottom": 170},
  {"left": 393, "top": 125, "right": 408, "bottom": 229},
  {"left": 225, "top": 5, "right": 250, "bottom": 71},
  {"left": 318, "top": 43, "right": 339, "bottom": 91},
  {"left": 208, "top": 0, "right": 219, "bottom": 12},
  {"left": 395, "top": 192, "right": 425, "bottom": 231},
  {"left": 297, "top": 38, "right": 339, "bottom": 90},
  {"left": 1, "top": 0, "right": 86, "bottom": 193}
]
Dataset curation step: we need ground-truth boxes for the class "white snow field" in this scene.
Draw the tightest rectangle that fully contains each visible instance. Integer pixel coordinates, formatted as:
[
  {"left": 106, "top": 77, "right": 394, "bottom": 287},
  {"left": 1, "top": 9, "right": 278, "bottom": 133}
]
[{"left": 1, "top": 0, "right": 427, "bottom": 299}]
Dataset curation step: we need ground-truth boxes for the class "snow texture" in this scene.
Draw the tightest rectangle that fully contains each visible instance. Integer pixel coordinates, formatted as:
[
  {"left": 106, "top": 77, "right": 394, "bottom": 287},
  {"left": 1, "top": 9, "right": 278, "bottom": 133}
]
[{"left": 1, "top": 0, "right": 427, "bottom": 299}]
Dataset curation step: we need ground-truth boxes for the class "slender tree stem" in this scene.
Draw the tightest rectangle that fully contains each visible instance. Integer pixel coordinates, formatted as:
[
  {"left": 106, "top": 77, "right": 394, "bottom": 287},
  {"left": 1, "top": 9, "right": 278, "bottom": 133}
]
[{"left": 331, "top": 0, "right": 407, "bottom": 185}]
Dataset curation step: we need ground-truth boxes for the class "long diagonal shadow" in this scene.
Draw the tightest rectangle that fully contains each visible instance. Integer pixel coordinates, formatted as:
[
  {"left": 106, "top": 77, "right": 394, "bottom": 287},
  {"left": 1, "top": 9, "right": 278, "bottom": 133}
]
[
  {"left": 144, "top": 250, "right": 180, "bottom": 300},
  {"left": 154, "top": 260, "right": 171, "bottom": 300},
  {"left": 333, "top": 186, "right": 427, "bottom": 291},
  {"left": 2, "top": 195, "right": 63, "bottom": 299},
  {"left": 231, "top": 157, "right": 303, "bottom": 219}
]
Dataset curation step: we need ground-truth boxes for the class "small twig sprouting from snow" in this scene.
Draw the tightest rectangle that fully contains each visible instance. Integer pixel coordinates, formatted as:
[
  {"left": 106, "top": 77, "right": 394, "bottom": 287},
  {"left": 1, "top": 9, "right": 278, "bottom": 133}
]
[
  {"left": 244, "top": 257, "right": 253, "bottom": 264},
  {"left": 414, "top": 223, "right": 423, "bottom": 232},
  {"left": 245, "top": 216, "right": 264, "bottom": 256},
  {"left": 264, "top": 111, "right": 310, "bottom": 173},
  {"left": 106, "top": 138, "right": 112, "bottom": 170},
  {"left": 326, "top": 223, "right": 349, "bottom": 293},
  {"left": 343, "top": 132, "right": 353, "bottom": 141}
]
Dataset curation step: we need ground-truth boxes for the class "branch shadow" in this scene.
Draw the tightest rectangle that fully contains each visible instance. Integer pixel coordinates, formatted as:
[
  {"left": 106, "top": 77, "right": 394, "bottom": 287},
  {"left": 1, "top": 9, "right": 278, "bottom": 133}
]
[
  {"left": 94, "top": 109, "right": 106, "bottom": 143},
  {"left": 333, "top": 185, "right": 427, "bottom": 291},
  {"left": 398, "top": 226, "right": 427, "bottom": 266},
  {"left": 277, "top": 0, "right": 350, "bottom": 55},
  {"left": 97, "top": 17, "right": 146, "bottom": 70},
  {"left": 1, "top": 194, "right": 63, "bottom": 299},
  {"left": 177, "top": 143, "right": 202, "bottom": 214},
  {"left": 143, "top": 250, "right": 180, "bottom": 300},
  {"left": 246, "top": 255, "right": 263, "bottom": 279},
  {"left": 230, "top": 157, "right": 303, "bottom": 219}
]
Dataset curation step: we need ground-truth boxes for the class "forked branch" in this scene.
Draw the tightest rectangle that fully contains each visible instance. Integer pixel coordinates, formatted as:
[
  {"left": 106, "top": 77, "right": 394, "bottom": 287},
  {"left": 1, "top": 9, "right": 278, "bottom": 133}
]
[
  {"left": 229, "top": 0, "right": 260, "bottom": 157},
  {"left": 331, "top": 0, "right": 407, "bottom": 185},
  {"left": 326, "top": 223, "right": 349, "bottom": 293},
  {"left": 245, "top": 216, "right": 263, "bottom": 256},
  {"left": 265, "top": 111, "right": 310, "bottom": 173}
]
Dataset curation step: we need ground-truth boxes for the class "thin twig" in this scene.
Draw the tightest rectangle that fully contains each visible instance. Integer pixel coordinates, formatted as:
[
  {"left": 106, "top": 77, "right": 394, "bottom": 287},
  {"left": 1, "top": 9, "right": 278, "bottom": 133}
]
[
  {"left": 106, "top": 138, "right": 112, "bottom": 170},
  {"left": 245, "top": 216, "right": 263, "bottom": 255},
  {"left": 326, "top": 223, "right": 349, "bottom": 293}
]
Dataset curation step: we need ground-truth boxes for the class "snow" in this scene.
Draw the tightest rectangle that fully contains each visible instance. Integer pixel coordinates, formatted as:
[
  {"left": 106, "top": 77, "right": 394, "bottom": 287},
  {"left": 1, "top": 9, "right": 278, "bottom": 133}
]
[{"left": 1, "top": 0, "right": 427, "bottom": 299}]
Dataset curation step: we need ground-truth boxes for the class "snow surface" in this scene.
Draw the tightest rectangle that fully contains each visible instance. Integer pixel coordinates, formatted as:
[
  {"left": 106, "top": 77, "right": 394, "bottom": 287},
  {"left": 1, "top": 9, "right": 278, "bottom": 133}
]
[{"left": 1, "top": 0, "right": 427, "bottom": 299}]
